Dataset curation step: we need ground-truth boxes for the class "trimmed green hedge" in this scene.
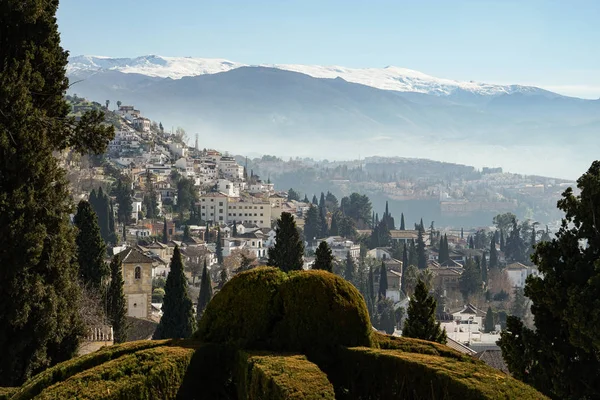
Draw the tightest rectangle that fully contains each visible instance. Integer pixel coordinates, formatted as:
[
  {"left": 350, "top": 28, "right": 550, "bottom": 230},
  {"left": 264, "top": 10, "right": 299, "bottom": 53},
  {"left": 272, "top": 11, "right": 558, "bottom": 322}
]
[
  {"left": 236, "top": 351, "right": 335, "bottom": 400},
  {"left": 0, "top": 388, "right": 17, "bottom": 400},
  {"left": 13, "top": 340, "right": 169, "bottom": 400},
  {"left": 372, "top": 331, "right": 469, "bottom": 360},
  {"left": 275, "top": 270, "right": 372, "bottom": 354},
  {"left": 196, "top": 267, "right": 288, "bottom": 348},
  {"left": 34, "top": 346, "right": 195, "bottom": 399},
  {"left": 327, "top": 347, "right": 549, "bottom": 400}
]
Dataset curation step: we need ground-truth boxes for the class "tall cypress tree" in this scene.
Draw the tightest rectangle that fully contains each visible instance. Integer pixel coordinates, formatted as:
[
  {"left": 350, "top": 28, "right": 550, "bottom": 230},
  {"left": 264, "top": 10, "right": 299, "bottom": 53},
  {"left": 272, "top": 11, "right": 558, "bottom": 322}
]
[
  {"left": 0, "top": 2, "right": 114, "bottom": 384},
  {"left": 378, "top": 261, "right": 388, "bottom": 299},
  {"left": 367, "top": 265, "right": 375, "bottom": 316},
  {"left": 162, "top": 217, "right": 168, "bottom": 244},
  {"left": 416, "top": 226, "right": 427, "bottom": 269},
  {"left": 196, "top": 260, "right": 213, "bottom": 321},
  {"left": 267, "top": 212, "right": 304, "bottom": 272},
  {"left": 153, "top": 246, "right": 195, "bottom": 339},
  {"left": 330, "top": 211, "right": 340, "bottom": 236},
  {"left": 500, "top": 229, "right": 505, "bottom": 252},
  {"left": 481, "top": 251, "right": 488, "bottom": 285},
  {"left": 400, "top": 213, "right": 405, "bottom": 230},
  {"left": 304, "top": 204, "right": 320, "bottom": 244},
  {"left": 108, "top": 201, "right": 117, "bottom": 246},
  {"left": 313, "top": 241, "right": 334, "bottom": 272},
  {"left": 232, "top": 220, "right": 238, "bottom": 237},
  {"left": 408, "top": 239, "right": 417, "bottom": 267},
  {"left": 402, "top": 280, "right": 447, "bottom": 344},
  {"left": 216, "top": 229, "right": 223, "bottom": 264},
  {"left": 344, "top": 251, "right": 355, "bottom": 282},
  {"left": 484, "top": 306, "right": 495, "bottom": 333},
  {"left": 107, "top": 255, "right": 128, "bottom": 344},
  {"left": 74, "top": 200, "right": 109, "bottom": 290},
  {"left": 489, "top": 235, "right": 499, "bottom": 269},
  {"left": 402, "top": 244, "right": 409, "bottom": 293},
  {"left": 312, "top": 194, "right": 318, "bottom": 205}
]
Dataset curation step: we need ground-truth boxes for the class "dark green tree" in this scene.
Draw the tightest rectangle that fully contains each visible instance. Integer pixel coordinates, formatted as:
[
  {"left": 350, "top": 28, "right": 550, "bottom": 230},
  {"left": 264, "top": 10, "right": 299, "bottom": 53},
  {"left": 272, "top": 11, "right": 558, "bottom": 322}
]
[
  {"left": 401, "top": 244, "right": 409, "bottom": 293},
  {"left": 232, "top": 220, "right": 238, "bottom": 237},
  {"left": 114, "top": 177, "right": 133, "bottom": 225},
  {"left": 196, "top": 260, "right": 213, "bottom": 321},
  {"left": 416, "top": 225, "right": 427, "bottom": 269},
  {"left": 303, "top": 204, "right": 320, "bottom": 244},
  {"left": 481, "top": 252, "right": 488, "bottom": 285},
  {"left": 267, "top": 212, "right": 304, "bottom": 272},
  {"left": 338, "top": 214, "right": 357, "bottom": 240},
  {"left": 378, "top": 261, "right": 388, "bottom": 299},
  {"left": 153, "top": 246, "right": 195, "bottom": 339},
  {"left": 74, "top": 200, "right": 109, "bottom": 290},
  {"left": 510, "top": 287, "right": 528, "bottom": 319},
  {"left": 183, "top": 225, "right": 191, "bottom": 242},
  {"left": 303, "top": 194, "right": 309, "bottom": 203},
  {"left": 312, "top": 194, "right": 318, "bottom": 205},
  {"left": 400, "top": 213, "right": 405, "bottom": 230},
  {"left": 484, "top": 306, "right": 495, "bottom": 333},
  {"left": 176, "top": 177, "right": 198, "bottom": 218},
  {"left": 325, "top": 191, "right": 339, "bottom": 211},
  {"left": 403, "top": 280, "right": 447, "bottom": 344},
  {"left": 344, "top": 251, "right": 355, "bottom": 282},
  {"left": 313, "top": 241, "right": 334, "bottom": 272},
  {"left": 143, "top": 169, "right": 159, "bottom": 219},
  {"left": 162, "top": 217, "right": 168, "bottom": 244},
  {"left": 317, "top": 206, "right": 328, "bottom": 238},
  {"left": 459, "top": 257, "right": 481, "bottom": 301},
  {"left": 408, "top": 239, "right": 417, "bottom": 268},
  {"left": 499, "top": 229, "right": 505, "bottom": 252},
  {"left": 375, "top": 298, "right": 396, "bottom": 334},
  {"left": 215, "top": 229, "right": 223, "bottom": 264},
  {"left": 95, "top": 187, "right": 111, "bottom": 242},
  {"left": 329, "top": 211, "right": 340, "bottom": 236},
  {"left": 0, "top": 1, "right": 114, "bottom": 384},
  {"left": 108, "top": 202, "right": 117, "bottom": 246},
  {"left": 107, "top": 255, "right": 128, "bottom": 343},
  {"left": 489, "top": 235, "right": 499, "bottom": 269},
  {"left": 287, "top": 188, "right": 300, "bottom": 201},
  {"left": 367, "top": 265, "right": 375, "bottom": 317}
]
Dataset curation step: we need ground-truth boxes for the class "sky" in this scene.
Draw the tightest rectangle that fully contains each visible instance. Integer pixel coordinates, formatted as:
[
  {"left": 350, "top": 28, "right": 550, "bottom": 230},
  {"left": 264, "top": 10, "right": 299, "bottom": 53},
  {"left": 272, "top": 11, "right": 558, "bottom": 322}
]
[{"left": 57, "top": 0, "right": 600, "bottom": 98}]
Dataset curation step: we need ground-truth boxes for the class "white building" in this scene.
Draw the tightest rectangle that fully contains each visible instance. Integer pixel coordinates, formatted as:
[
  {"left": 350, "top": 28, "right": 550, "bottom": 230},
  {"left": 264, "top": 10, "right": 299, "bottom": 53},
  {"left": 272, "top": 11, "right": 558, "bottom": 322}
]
[
  {"left": 133, "top": 117, "right": 151, "bottom": 132},
  {"left": 168, "top": 142, "right": 187, "bottom": 159},
  {"left": 217, "top": 179, "right": 240, "bottom": 197},
  {"left": 222, "top": 237, "right": 267, "bottom": 258},
  {"left": 117, "top": 105, "right": 141, "bottom": 122},
  {"left": 198, "top": 192, "right": 272, "bottom": 228},
  {"left": 175, "top": 157, "right": 195, "bottom": 177},
  {"left": 506, "top": 263, "right": 541, "bottom": 288},
  {"left": 218, "top": 156, "right": 244, "bottom": 180}
]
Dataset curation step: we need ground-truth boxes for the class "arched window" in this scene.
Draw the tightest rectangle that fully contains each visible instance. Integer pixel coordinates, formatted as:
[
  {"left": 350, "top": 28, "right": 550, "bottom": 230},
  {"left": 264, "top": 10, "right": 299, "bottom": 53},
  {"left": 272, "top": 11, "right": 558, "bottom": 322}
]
[{"left": 135, "top": 266, "right": 141, "bottom": 280}]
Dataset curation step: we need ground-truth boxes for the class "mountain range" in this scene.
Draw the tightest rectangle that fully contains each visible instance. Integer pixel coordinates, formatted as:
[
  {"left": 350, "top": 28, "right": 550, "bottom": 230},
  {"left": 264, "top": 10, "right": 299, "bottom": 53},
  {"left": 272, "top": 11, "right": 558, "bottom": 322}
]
[{"left": 66, "top": 55, "right": 600, "bottom": 178}]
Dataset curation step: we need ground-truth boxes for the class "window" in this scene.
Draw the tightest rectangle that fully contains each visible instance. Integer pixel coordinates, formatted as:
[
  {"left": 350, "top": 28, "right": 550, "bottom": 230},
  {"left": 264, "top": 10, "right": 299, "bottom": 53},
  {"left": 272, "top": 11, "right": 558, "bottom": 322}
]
[
  {"left": 135, "top": 266, "right": 141, "bottom": 280},
  {"left": 260, "top": 213, "right": 263, "bottom": 216},
  {"left": 219, "top": 216, "right": 223, "bottom": 221},
  {"left": 202, "top": 212, "right": 205, "bottom": 216},
  {"left": 211, "top": 199, "right": 214, "bottom": 202},
  {"left": 219, "top": 202, "right": 223, "bottom": 206},
  {"left": 260, "top": 206, "right": 264, "bottom": 209}
]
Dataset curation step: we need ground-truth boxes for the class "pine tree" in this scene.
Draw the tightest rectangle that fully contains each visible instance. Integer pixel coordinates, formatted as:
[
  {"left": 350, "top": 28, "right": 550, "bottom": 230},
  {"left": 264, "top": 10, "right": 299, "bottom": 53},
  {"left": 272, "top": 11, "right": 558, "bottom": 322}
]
[
  {"left": 378, "top": 261, "right": 388, "bottom": 299},
  {"left": 74, "top": 200, "right": 109, "bottom": 290},
  {"left": 162, "top": 217, "right": 168, "bottom": 244},
  {"left": 303, "top": 194, "right": 309, "bottom": 203},
  {"left": 216, "top": 229, "right": 223, "bottom": 264},
  {"left": 312, "top": 194, "right": 318, "bottom": 205},
  {"left": 196, "top": 260, "right": 213, "bottom": 321},
  {"left": 416, "top": 226, "right": 427, "bottom": 269},
  {"left": 344, "top": 251, "right": 355, "bottom": 282},
  {"left": 267, "top": 212, "right": 304, "bottom": 272},
  {"left": 304, "top": 205, "right": 320, "bottom": 244},
  {"left": 400, "top": 213, "right": 405, "bottom": 230},
  {"left": 313, "top": 241, "right": 334, "bottom": 272},
  {"left": 330, "top": 212, "right": 340, "bottom": 236},
  {"left": 402, "top": 280, "right": 447, "bottom": 344},
  {"left": 0, "top": 2, "right": 114, "bottom": 384},
  {"left": 107, "top": 255, "right": 128, "bottom": 343},
  {"left": 153, "top": 246, "right": 195, "bottom": 339},
  {"left": 484, "top": 306, "right": 495, "bottom": 333}
]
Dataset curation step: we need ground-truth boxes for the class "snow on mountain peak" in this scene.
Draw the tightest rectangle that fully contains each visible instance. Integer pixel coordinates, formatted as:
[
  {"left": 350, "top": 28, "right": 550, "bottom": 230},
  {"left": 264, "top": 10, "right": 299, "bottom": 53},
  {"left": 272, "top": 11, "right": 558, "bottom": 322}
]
[{"left": 67, "top": 55, "right": 544, "bottom": 97}]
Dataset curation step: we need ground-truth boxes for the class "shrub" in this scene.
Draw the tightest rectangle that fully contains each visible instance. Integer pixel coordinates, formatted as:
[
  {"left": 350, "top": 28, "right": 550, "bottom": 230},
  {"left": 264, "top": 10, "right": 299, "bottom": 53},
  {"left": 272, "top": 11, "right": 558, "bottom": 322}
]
[
  {"left": 195, "top": 267, "right": 288, "bottom": 348},
  {"left": 236, "top": 350, "right": 335, "bottom": 400},
  {"left": 34, "top": 346, "right": 195, "bottom": 399},
  {"left": 13, "top": 340, "right": 169, "bottom": 400},
  {"left": 0, "top": 387, "right": 17, "bottom": 400},
  {"left": 274, "top": 270, "right": 372, "bottom": 354},
  {"left": 177, "top": 343, "right": 236, "bottom": 399},
  {"left": 372, "top": 332, "right": 469, "bottom": 361},
  {"left": 326, "top": 347, "right": 549, "bottom": 399}
]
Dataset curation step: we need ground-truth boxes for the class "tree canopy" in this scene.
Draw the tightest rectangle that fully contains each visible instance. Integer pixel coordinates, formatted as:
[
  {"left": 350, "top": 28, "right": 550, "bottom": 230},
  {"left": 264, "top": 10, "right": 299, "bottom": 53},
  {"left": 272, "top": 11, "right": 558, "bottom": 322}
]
[
  {"left": 313, "top": 241, "right": 334, "bottom": 272},
  {"left": 74, "top": 200, "right": 109, "bottom": 290},
  {"left": 402, "top": 280, "right": 447, "bottom": 344},
  {"left": 267, "top": 212, "right": 304, "bottom": 272}
]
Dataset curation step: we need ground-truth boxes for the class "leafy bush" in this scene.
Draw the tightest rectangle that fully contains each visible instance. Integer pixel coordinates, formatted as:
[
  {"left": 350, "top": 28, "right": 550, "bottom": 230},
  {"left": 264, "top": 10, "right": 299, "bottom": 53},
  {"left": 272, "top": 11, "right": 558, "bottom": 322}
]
[
  {"left": 274, "top": 270, "right": 372, "bottom": 354},
  {"left": 195, "top": 267, "right": 288, "bottom": 348},
  {"left": 34, "top": 346, "right": 194, "bottom": 399},
  {"left": 0, "top": 387, "right": 17, "bottom": 400},
  {"left": 236, "top": 351, "right": 335, "bottom": 399},
  {"left": 327, "top": 347, "right": 549, "bottom": 400},
  {"left": 372, "top": 332, "right": 469, "bottom": 361},
  {"left": 13, "top": 340, "right": 169, "bottom": 400}
]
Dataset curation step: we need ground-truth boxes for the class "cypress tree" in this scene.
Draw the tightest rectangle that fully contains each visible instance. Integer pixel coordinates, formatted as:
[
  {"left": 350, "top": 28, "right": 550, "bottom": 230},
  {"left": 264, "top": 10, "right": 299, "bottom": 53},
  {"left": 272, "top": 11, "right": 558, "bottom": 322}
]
[
  {"left": 304, "top": 204, "right": 320, "bottom": 244},
  {"left": 489, "top": 235, "right": 499, "bottom": 269},
  {"left": 378, "top": 261, "right": 388, "bottom": 299},
  {"left": 416, "top": 226, "right": 427, "bottom": 269},
  {"left": 162, "top": 217, "right": 168, "bottom": 244},
  {"left": 0, "top": 2, "right": 114, "bottom": 384},
  {"left": 303, "top": 194, "right": 309, "bottom": 203},
  {"left": 107, "top": 255, "right": 128, "bottom": 344},
  {"left": 484, "top": 306, "right": 495, "bottom": 333},
  {"left": 408, "top": 239, "right": 417, "bottom": 267},
  {"left": 196, "top": 260, "right": 213, "bottom": 321},
  {"left": 153, "top": 246, "right": 195, "bottom": 339},
  {"left": 402, "top": 280, "right": 447, "bottom": 344},
  {"left": 109, "top": 202, "right": 117, "bottom": 246},
  {"left": 461, "top": 227, "right": 464, "bottom": 239},
  {"left": 216, "top": 229, "right": 223, "bottom": 264},
  {"left": 313, "top": 241, "right": 334, "bottom": 272},
  {"left": 367, "top": 265, "right": 375, "bottom": 316},
  {"left": 402, "top": 244, "right": 409, "bottom": 293},
  {"left": 96, "top": 187, "right": 110, "bottom": 241},
  {"left": 205, "top": 224, "right": 210, "bottom": 242},
  {"left": 481, "top": 251, "right": 488, "bottom": 285},
  {"left": 344, "top": 251, "right": 355, "bottom": 282},
  {"left": 312, "top": 194, "right": 318, "bottom": 205},
  {"left": 267, "top": 212, "right": 304, "bottom": 272},
  {"left": 89, "top": 189, "right": 98, "bottom": 211},
  {"left": 330, "top": 212, "right": 340, "bottom": 236},
  {"left": 319, "top": 192, "right": 326, "bottom": 210},
  {"left": 183, "top": 225, "right": 191, "bottom": 242},
  {"left": 400, "top": 213, "right": 405, "bottom": 230},
  {"left": 74, "top": 200, "right": 109, "bottom": 290},
  {"left": 318, "top": 206, "right": 328, "bottom": 238},
  {"left": 232, "top": 220, "right": 238, "bottom": 237},
  {"left": 115, "top": 178, "right": 133, "bottom": 224}
]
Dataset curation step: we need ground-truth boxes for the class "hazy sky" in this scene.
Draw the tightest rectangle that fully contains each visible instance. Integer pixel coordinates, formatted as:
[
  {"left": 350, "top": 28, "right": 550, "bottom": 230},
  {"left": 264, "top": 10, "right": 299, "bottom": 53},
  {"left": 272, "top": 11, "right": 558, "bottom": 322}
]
[{"left": 57, "top": 0, "right": 600, "bottom": 98}]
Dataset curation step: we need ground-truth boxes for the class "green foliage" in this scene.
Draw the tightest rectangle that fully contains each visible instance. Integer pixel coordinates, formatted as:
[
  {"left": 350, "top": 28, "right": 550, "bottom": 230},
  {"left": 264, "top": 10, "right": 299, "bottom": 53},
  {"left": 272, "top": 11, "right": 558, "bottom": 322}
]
[
  {"left": 196, "top": 267, "right": 289, "bottom": 347},
  {"left": 267, "top": 212, "right": 304, "bottom": 272},
  {"left": 403, "top": 280, "right": 447, "bottom": 344},
  {"left": 216, "top": 229, "right": 223, "bottom": 264},
  {"left": 153, "top": 247, "right": 195, "bottom": 339},
  {"left": 378, "top": 261, "right": 388, "bottom": 299},
  {"left": 114, "top": 177, "right": 133, "bottom": 225},
  {"left": 340, "top": 193, "right": 372, "bottom": 229},
  {"left": 327, "top": 346, "right": 548, "bottom": 400},
  {"left": 0, "top": 388, "right": 16, "bottom": 400},
  {"left": 176, "top": 177, "right": 197, "bottom": 217},
  {"left": 236, "top": 351, "right": 335, "bottom": 400},
  {"left": 303, "top": 205, "right": 319, "bottom": 243},
  {"left": 373, "top": 298, "right": 396, "bottom": 334},
  {"left": 196, "top": 260, "right": 213, "bottom": 320},
  {"left": 344, "top": 251, "right": 355, "bottom": 282},
  {"left": 143, "top": 169, "right": 159, "bottom": 219},
  {"left": 287, "top": 188, "right": 301, "bottom": 201},
  {"left": 372, "top": 332, "right": 467, "bottom": 360},
  {"left": 510, "top": 287, "right": 528, "bottom": 319},
  {"left": 484, "top": 306, "right": 495, "bottom": 333},
  {"left": 459, "top": 257, "right": 481, "bottom": 301},
  {"left": 107, "top": 255, "right": 128, "bottom": 344},
  {"left": 416, "top": 225, "right": 427, "bottom": 269},
  {"left": 74, "top": 200, "right": 109, "bottom": 290},
  {"left": 499, "top": 161, "right": 600, "bottom": 399},
  {"left": 275, "top": 270, "right": 373, "bottom": 354},
  {"left": 313, "top": 241, "right": 334, "bottom": 272},
  {"left": 162, "top": 217, "right": 168, "bottom": 244}
]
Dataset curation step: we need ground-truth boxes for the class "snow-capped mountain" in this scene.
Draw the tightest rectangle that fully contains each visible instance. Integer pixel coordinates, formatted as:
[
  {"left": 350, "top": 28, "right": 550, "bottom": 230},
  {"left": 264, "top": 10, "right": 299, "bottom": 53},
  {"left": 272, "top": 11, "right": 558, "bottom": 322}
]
[{"left": 67, "top": 55, "right": 549, "bottom": 97}]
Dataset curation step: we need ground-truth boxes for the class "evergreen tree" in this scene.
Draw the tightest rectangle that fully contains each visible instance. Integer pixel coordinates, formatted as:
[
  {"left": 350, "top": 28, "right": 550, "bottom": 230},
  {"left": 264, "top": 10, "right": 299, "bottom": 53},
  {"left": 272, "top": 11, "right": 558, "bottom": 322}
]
[
  {"left": 143, "top": 169, "right": 159, "bottom": 219},
  {"left": 196, "top": 260, "right": 213, "bottom": 321},
  {"left": 303, "top": 194, "right": 309, "bottom": 203},
  {"left": 89, "top": 189, "right": 98, "bottom": 211},
  {"left": 344, "top": 251, "right": 355, "bottom": 282},
  {"left": 287, "top": 188, "right": 300, "bottom": 201},
  {"left": 416, "top": 226, "right": 427, "bottom": 269},
  {"left": 312, "top": 194, "right": 318, "bottom": 205},
  {"left": 204, "top": 224, "right": 210, "bottom": 242},
  {"left": 489, "top": 235, "right": 499, "bottom": 269},
  {"left": 115, "top": 178, "right": 133, "bottom": 225},
  {"left": 510, "top": 287, "right": 528, "bottom": 319},
  {"left": 107, "top": 255, "right": 128, "bottom": 343},
  {"left": 505, "top": 219, "right": 526, "bottom": 262},
  {"left": 461, "top": 227, "right": 464, "bottom": 239},
  {"left": 401, "top": 244, "right": 409, "bottom": 293},
  {"left": 319, "top": 192, "right": 326, "bottom": 210},
  {"left": 318, "top": 206, "right": 328, "bottom": 238},
  {"left": 402, "top": 280, "right": 447, "bottom": 344},
  {"left": 408, "top": 239, "right": 417, "bottom": 268},
  {"left": 499, "top": 229, "right": 505, "bottom": 252},
  {"left": 481, "top": 252, "right": 488, "bottom": 285},
  {"left": 367, "top": 265, "right": 375, "bottom": 317},
  {"left": 216, "top": 229, "right": 223, "bottom": 264},
  {"left": 0, "top": 2, "right": 114, "bottom": 383},
  {"left": 108, "top": 202, "right": 117, "bottom": 246},
  {"left": 313, "top": 241, "right": 334, "bottom": 272},
  {"left": 183, "top": 225, "right": 191, "bottom": 242},
  {"left": 378, "top": 261, "right": 388, "bottom": 299},
  {"left": 375, "top": 298, "right": 396, "bottom": 334},
  {"left": 400, "top": 213, "right": 406, "bottom": 230},
  {"left": 74, "top": 201, "right": 109, "bottom": 290},
  {"left": 438, "top": 234, "right": 449, "bottom": 263},
  {"left": 484, "top": 306, "right": 495, "bottom": 333},
  {"left": 232, "top": 220, "right": 238, "bottom": 237},
  {"left": 325, "top": 191, "right": 339, "bottom": 211},
  {"left": 469, "top": 236, "right": 475, "bottom": 249},
  {"left": 162, "top": 217, "right": 168, "bottom": 244},
  {"left": 330, "top": 211, "right": 340, "bottom": 236},
  {"left": 303, "top": 204, "right": 320, "bottom": 244},
  {"left": 267, "top": 212, "right": 304, "bottom": 272},
  {"left": 153, "top": 246, "right": 195, "bottom": 339},
  {"left": 460, "top": 257, "right": 481, "bottom": 301}
]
